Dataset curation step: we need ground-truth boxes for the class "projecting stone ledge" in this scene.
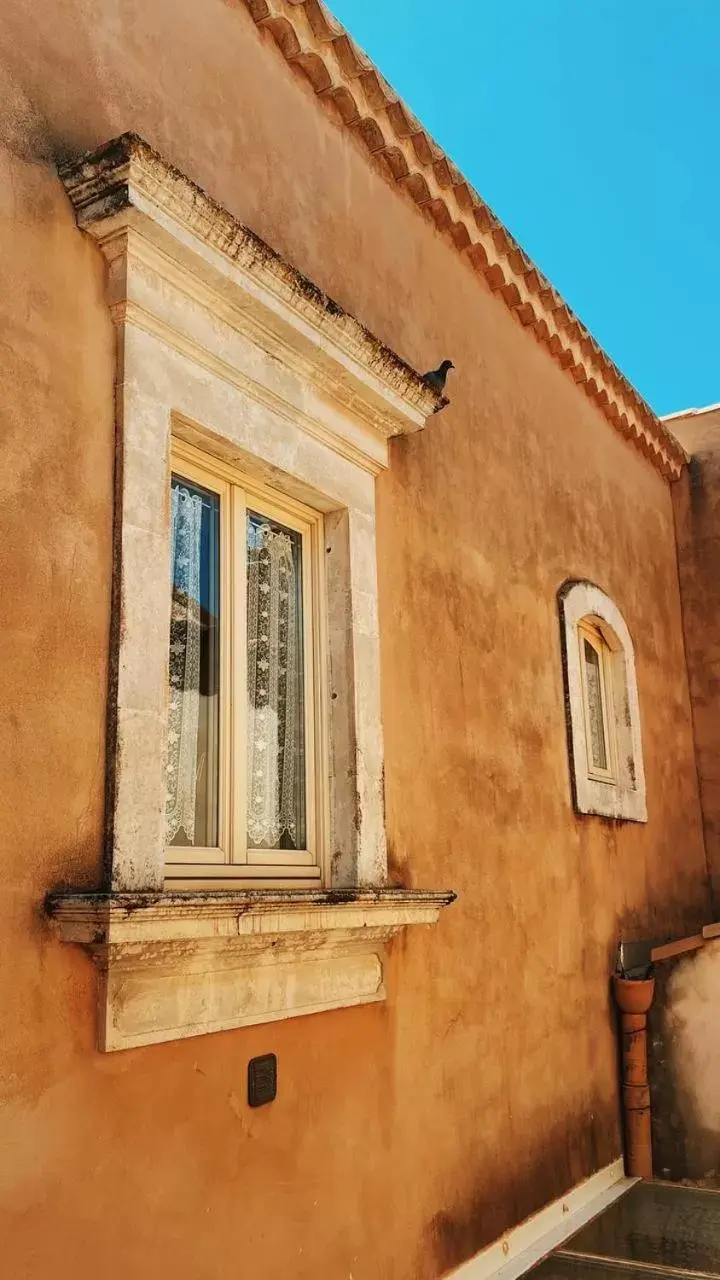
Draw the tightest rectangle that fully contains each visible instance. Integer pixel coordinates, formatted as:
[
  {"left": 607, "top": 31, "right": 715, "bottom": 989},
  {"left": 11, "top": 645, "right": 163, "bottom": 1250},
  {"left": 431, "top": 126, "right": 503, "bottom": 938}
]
[{"left": 46, "top": 888, "right": 456, "bottom": 1052}]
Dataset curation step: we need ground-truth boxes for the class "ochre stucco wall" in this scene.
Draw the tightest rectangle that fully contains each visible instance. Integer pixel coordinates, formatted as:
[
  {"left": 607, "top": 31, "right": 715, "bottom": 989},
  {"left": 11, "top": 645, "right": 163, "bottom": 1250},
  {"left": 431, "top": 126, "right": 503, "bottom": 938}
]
[
  {"left": 0, "top": 3, "right": 710, "bottom": 1277},
  {"left": 672, "top": 407, "right": 720, "bottom": 907}
]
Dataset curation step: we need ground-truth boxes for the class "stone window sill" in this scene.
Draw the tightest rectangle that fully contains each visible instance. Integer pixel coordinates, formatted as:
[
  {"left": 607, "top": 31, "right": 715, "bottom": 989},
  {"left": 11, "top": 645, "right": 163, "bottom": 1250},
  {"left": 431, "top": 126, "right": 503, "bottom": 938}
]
[{"left": 46, "top": 888, "right": 456, "bottom": 1051}]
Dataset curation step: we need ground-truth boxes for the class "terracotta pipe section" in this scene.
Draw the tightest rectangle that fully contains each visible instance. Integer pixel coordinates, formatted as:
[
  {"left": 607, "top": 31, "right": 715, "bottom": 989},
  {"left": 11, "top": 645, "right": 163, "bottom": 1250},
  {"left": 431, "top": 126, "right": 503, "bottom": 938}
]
[{"left": 612, "top": 975, "right": 655, "bottom": 1180}]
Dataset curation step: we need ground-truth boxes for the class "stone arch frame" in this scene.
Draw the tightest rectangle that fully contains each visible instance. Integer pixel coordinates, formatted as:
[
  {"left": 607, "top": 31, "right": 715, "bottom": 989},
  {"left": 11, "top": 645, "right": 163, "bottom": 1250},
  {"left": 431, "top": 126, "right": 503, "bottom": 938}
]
[{"left": 558, "top": 580, "right": 647, "bottom": 823}]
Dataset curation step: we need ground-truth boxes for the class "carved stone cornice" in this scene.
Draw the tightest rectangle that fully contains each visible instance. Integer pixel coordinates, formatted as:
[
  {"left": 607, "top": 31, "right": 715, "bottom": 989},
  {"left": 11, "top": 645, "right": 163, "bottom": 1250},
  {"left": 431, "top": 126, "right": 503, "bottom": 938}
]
[
  {"left": 47, "top": 889, "right": 456, "bottom": 1050},
  {"left": 58, "top": 132, "right": 446, "bottom": 465},
  {"left": 241, "top": 0, "right": 686, "bottom": 481},
  {"left": 46, "top": 887, "right": 455, "bottom": 944}
]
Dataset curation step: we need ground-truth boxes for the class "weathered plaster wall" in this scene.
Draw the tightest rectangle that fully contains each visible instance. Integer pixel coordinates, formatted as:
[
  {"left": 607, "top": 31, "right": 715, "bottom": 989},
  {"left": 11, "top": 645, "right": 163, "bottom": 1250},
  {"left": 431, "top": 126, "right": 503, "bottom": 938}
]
[
  {"left": 671, "top": 407, "right": 720, "bottom": 906},
  {"left": 0, "top": 2, "right": 710, "bottom": 1277},
  {"left": 649, "top": 944, "right": 720, "bottom": 1185}
]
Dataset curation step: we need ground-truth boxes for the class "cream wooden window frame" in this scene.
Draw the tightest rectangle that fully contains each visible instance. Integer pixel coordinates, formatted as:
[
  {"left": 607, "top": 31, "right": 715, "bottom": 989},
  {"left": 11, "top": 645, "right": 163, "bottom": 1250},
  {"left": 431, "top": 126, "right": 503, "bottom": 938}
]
[
  {"left": 165, "top": 441, "right": 328, "bottom": 887},
  {"left": 577, "top": 620, "right": 616, "bottom": 784}
]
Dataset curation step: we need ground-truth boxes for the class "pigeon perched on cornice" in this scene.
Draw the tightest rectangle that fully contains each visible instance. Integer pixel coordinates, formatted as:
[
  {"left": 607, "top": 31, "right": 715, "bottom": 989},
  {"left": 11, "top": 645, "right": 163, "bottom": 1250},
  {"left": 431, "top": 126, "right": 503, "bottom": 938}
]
[{"left": 422, "top": 359, "right": 455, "bottom": 393}]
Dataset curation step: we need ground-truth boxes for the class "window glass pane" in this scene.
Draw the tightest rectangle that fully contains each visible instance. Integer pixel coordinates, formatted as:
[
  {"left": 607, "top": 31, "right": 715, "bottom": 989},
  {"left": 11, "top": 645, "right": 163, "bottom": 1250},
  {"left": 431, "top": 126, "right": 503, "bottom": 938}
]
[
  {"left": 247, "top": 510, "right": 306, "bottom": 850},
  {"left": 166, "top": 476, "right": 221, "bottom": 847},
  {"left": 583, "top": 637, "right": 608, "bottom": 772}
]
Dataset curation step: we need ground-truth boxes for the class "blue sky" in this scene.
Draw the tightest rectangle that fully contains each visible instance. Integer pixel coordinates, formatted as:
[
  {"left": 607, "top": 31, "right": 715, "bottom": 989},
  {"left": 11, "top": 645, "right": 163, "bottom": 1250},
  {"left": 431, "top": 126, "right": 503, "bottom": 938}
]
[{"left": 328, "top": 0, "right": 718, "bottom": 416}]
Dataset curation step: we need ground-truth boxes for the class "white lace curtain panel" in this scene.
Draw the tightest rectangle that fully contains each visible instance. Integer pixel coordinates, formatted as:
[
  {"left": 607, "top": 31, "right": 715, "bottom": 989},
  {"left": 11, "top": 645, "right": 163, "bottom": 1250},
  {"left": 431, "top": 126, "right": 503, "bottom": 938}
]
[
  {"left": 166, "top": 485, "right": 203, "bottom": 844},
  {"left": 247, "top": 520, "right": 303, "bottom": 849},
  {"left": 165, "top": 492, "right": 303, "bottom": 851}
]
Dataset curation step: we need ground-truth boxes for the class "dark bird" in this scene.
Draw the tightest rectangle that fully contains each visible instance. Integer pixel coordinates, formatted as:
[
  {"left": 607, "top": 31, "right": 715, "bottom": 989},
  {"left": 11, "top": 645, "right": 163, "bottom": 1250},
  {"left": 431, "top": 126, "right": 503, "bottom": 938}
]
[{"left": 422, "top": 359, "right": 455, "bottom": 393}]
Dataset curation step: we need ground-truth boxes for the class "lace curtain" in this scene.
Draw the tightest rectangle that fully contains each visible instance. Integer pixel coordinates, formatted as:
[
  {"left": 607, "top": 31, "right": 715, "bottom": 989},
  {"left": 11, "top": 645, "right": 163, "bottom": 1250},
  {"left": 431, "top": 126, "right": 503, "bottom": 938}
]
[
  {"left": 583, "top": 638, "right": 608, "bottom": 771},
  {"left": 246, "top": 515, "right": 305, "bottom": 849},
  {"left": 166, "top": 483, "right": 203, "bottom": 844}
]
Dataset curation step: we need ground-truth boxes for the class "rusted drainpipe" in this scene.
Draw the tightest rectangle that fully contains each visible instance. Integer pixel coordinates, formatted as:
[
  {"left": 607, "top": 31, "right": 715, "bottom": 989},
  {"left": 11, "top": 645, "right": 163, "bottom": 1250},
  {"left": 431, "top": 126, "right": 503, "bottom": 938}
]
[{"left": 612, "top": 973, "right": 655, "bottom": 1179}]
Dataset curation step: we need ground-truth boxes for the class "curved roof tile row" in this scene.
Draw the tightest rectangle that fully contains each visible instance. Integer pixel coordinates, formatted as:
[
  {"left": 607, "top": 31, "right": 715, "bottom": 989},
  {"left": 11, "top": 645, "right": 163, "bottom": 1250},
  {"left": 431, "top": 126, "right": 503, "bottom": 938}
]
[{"left": 242, "top": 0, "right": 686, "bottom": 479}]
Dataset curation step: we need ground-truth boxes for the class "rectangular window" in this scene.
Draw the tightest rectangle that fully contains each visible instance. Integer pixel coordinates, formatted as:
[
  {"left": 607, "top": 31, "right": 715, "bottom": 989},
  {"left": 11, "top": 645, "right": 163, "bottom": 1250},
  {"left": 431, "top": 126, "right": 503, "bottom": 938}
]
[
  {"left": 165, "top": 442, "right": 325, "bottom": 885},
  {"left": 578, "top": 623, "right": 615, "bottom": 783}
]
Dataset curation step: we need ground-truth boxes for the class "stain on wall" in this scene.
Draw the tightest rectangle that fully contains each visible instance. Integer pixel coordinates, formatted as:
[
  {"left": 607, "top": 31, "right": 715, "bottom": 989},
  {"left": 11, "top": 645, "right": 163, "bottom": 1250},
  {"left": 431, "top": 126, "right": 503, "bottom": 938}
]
[
  {"left": 0, "top": 2, "right": 711, "bottom": 1277},
  {"left": 672, "top": 407, "right": 720, "bottom": 908}
]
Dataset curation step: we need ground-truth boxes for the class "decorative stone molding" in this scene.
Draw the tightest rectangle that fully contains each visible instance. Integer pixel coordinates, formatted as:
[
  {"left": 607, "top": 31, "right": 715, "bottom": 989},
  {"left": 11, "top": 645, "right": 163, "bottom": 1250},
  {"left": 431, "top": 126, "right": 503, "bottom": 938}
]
[
  {"left": 47, "top": 889, "right": 455, "bottom": 1051},
  {"left": 559, "top": 581, "right": 647, "bottom": 823},
  {"left": 242, "top": 0, "right": 687, "bottom": 481},
  {"left": 59, "top": 132, "right": 445, "bottom": 466},
  {"left": 56, "top": 133, "right": 447, "bottom": 897},
  {"left": 51, "top": 135, "right": 456, "bottom": 1047}
]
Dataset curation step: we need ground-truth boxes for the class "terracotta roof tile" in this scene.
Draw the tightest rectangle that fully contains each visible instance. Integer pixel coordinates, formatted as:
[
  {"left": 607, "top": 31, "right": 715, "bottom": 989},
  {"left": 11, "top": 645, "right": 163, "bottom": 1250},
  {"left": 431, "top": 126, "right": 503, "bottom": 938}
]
[{"left": 242, "top": 0, "right": 686, "bottom": 479}]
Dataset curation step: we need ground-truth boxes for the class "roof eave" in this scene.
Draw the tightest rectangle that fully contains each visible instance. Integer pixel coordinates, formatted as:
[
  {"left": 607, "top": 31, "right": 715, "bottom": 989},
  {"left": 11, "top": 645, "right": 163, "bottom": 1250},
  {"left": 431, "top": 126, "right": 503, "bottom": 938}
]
[{"left": 243, "top": 0, "right": 686, "bottom": 481}]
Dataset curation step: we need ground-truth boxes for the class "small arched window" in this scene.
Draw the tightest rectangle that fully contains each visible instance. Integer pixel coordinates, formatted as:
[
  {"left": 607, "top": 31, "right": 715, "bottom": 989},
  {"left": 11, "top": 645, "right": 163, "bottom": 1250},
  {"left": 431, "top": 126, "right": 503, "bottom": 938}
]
[{"left": 558, "top": 582, "right": 646, "bottom": 822}]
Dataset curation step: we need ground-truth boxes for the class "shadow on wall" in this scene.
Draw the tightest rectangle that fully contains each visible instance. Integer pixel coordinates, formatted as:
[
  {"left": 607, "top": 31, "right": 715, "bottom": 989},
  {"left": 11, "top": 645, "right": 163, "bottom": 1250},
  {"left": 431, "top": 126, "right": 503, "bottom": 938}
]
[
  {"left": 650, "top": 941, "right": 720, "bottom": 1185},
  {"left": 418, "top": 1106, "right": 609, "bottom": 1276}
]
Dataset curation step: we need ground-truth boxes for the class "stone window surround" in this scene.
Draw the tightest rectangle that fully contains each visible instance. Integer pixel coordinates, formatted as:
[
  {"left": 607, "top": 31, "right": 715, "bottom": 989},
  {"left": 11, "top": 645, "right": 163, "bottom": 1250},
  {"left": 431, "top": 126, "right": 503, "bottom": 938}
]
[
  {"left": 47, "top": 134, "right": 454, "bottom": 1050},
  {"left": 559, "top": 580, "right": 647, "bottom": 823}
]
